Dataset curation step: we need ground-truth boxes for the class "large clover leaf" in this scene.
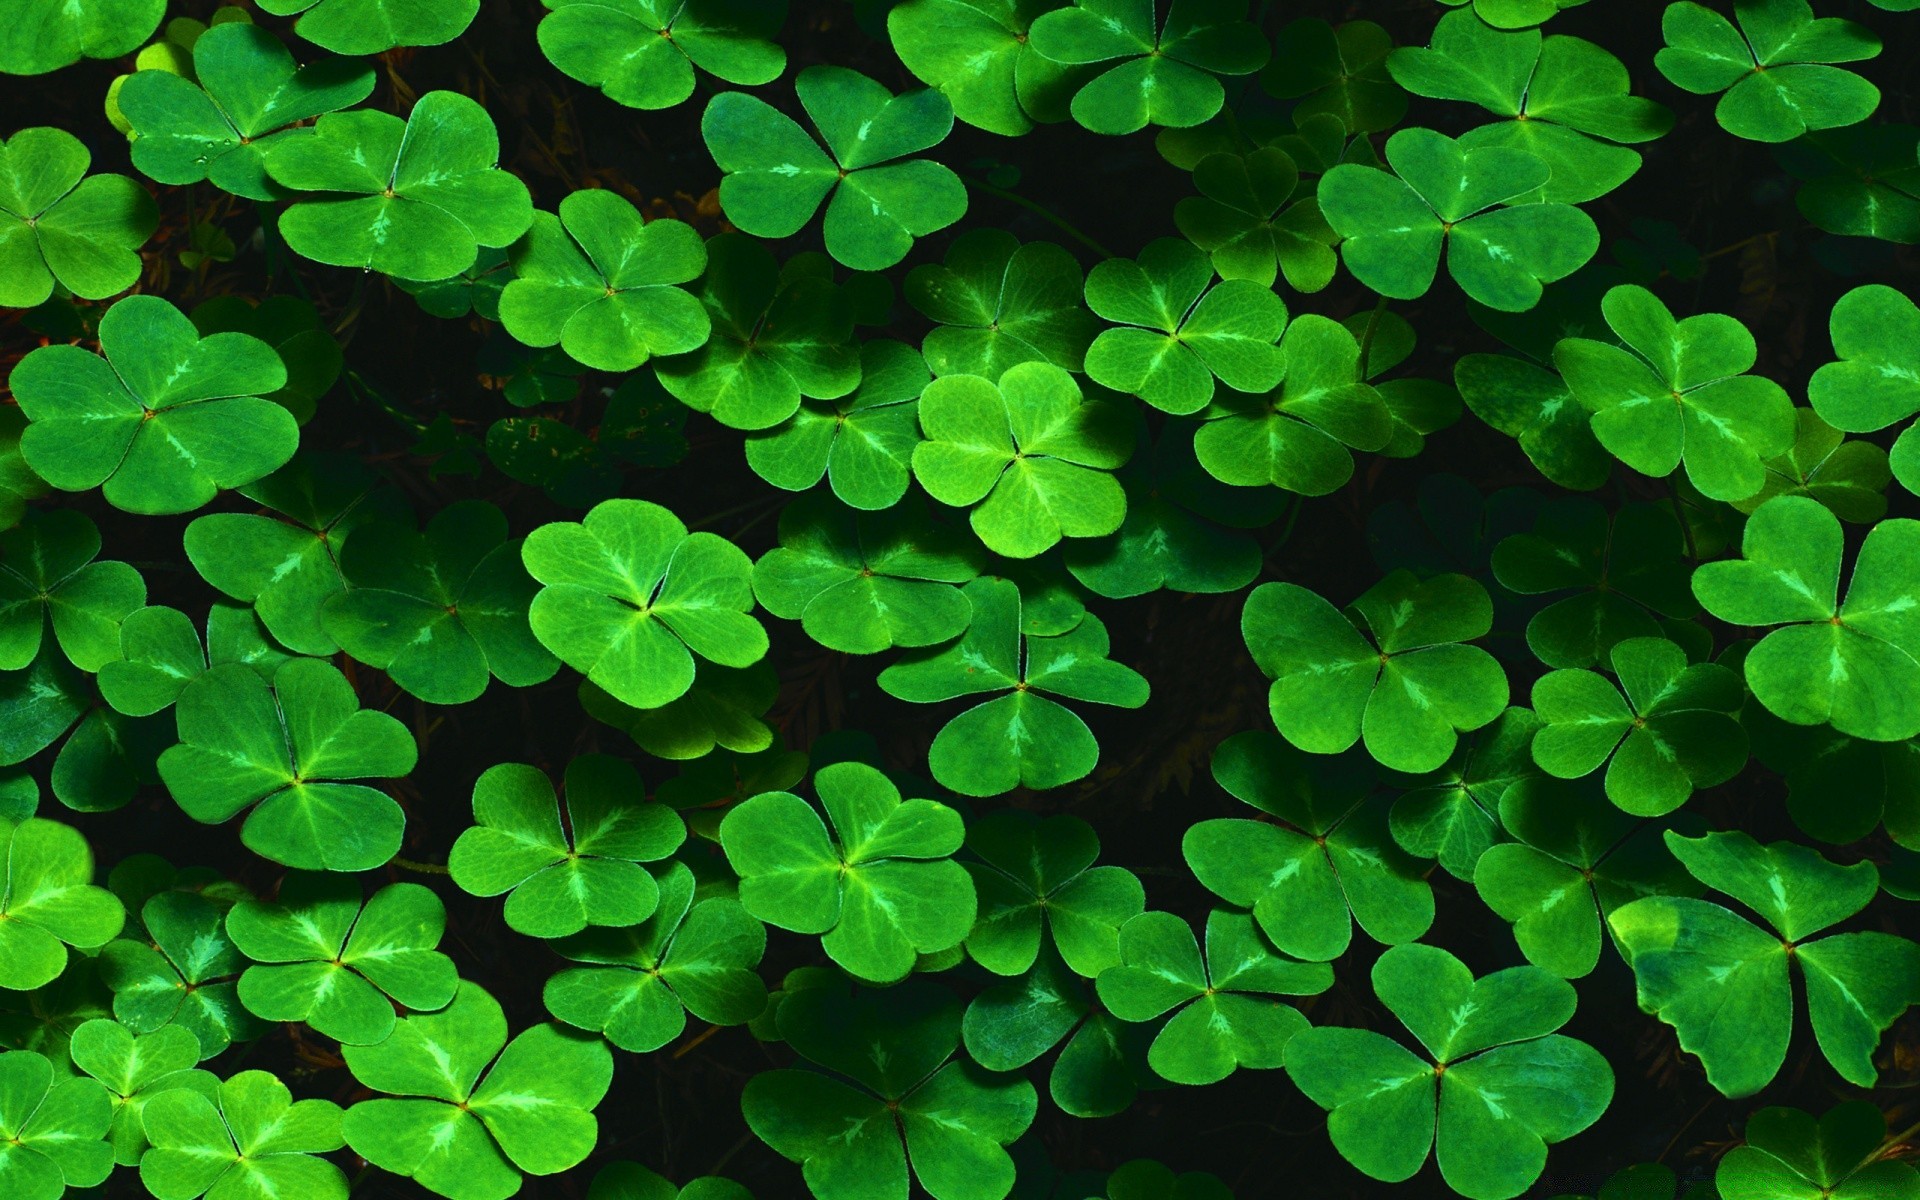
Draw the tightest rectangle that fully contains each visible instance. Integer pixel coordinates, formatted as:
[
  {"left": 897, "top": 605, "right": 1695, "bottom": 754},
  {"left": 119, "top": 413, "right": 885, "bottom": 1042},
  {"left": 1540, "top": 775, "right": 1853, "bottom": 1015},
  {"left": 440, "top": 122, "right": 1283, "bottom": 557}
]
[
  {"left": 1656, "top": 0, "right": 1880, "bottom": 143},
  {"left": 262, "top": 91, "right": 533, "bottom": 282},
  {"left": 0, "top": 0, "right": 162, "bottom": 75},
  {"left": 0, "top": 817, "right": 124, "bottom": 992},
  {"left": 1028, "top": 0, "right": 1268, "bottom": 136},
  {"left": 69, "top": 1020, "right": 212, "bottom": 1166},
  {"left": 963, "top": 810, "right": 1144, "bottom": 978},
  {"left": 0, "top": 127, "right": 156, "bottom": 308},
  {"left": 522, "top": 498, "right": 766, "bottom": 711},
  {"left": 1716, "top": 1103, "right": 1920, "bottom": 1200},
  {"left": 704, "top": 66, "right": 964, "bottom": 270},
  {"left": 157, "top": 657, "right": 418, "bottom": 871},
  {"left": 1609, "top": 830, "right": 1920, "bottom": 1095},
  {"left": 11, "top": 295, "right": 296, "bottom": 516},
  {"left": 255, "top": 0, "right": 477, "bottom": 55},
  {"left": 1809, "top": 283, "right": 1920, "bottom": 495},
  {"left": 888, "top": 0, "right": 1085, "bottom": 136},
  {"left": 1319, "top": 128, "right": 1599, "bottom": 312},
  {"left": 538, "top": 0, "right": 785, "bottom": 111},
  {"left": 745, "top": 340, "right": 927, "bottom": 510},
  {"left": 99, "top": 891, "right": 265, "bottom": 1058},
  {"left": 0, "top": 1048, "right": 112, "bottom": 1200},
  {"left": 1693, "top": 495, "right": 1920, "bottom": 741},
  {"left": 1285, "top": 943, "right": 1614, "bottom": 1200},
  {"left": 1174, "top": 147, "right": 1338, "bottom": 291},
  {"left": 138, "top": 1070, "right": 347, "bottom": 1200},
  {"left": 720, "top": 761, "right": 973, "bottom": 983},
  {"left": 342, "top": 983, "right": 613, "bottom": 1200},
  {"left": 907, "top": 230, "right": 1098, "bottom": 381},
  {"left": 0, "top": 509, "right": 144, "bottom": 674}
]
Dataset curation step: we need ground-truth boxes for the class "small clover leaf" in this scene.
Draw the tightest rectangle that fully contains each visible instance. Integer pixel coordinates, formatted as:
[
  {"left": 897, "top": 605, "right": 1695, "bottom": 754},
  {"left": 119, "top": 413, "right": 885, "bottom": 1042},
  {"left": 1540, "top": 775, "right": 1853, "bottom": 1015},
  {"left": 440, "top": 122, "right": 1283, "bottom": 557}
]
[
  {"left": 0, "top": 509, "right": 144, "bottom": 674},
  {"left": 1095, "top": 1160, "right": 1232, "bottom": 1200},
  {"left": 538, "top": 0, "right": 785, "bottom": 111},
  {"left": 11, "top": 295, "right": 297, "bottom": 516},
  {"left": 398, "top": 246, "right": 510, "bottom": 320},
  {"left": 137, "top": 1070, "right": 347, "bottom": 1200},
  {"left": 255, "top": 0, "right": 476, "bottom": 56},
  {"left": 1437, "top": 0, "right": 1591, "bottom": 28},
  {"left": 0, "top": 127, "right": 157, "bottom": 308},
  {"left": 589, "top": 1162, "right": 755, "bottom": 1200},
  {"left": 888, "top": 0, "right": 1086, "bottom": 135},
  {"left": 1656, "top": 0, "right": 1880, "bottom": 143},
  {"left": 189, "top": 296, "right": 342, "bottom": 425},
  {"left": 522, "top": 498, "right": 766, "bottom": 711},
  {"left": 450, "top": 756, "right": 684, "bottom": 939},
  {"left": 1777, "top": 124, "right": 1920, "bottom": 244},
  {"left": 704, "top": 65, "right": 965, "bottom": 270},
  {"left": 1388, "top": 706, "right": 1538, "bottom": 881},
  {"left": 1809, "top": 284, "right": 1920, "bottom": 496},
  {"left": 225, "top": 874, "right": 458, "bottom": 1045},
  {"left": 1174, "top": 147, "right": 1338, "bottom": 292},
  {"left": 1285, "top": 943, "right": 1614, "bottom": 1200},
  {"left": 1028, "top": 0, "right": 1269, "bottom": 136},
  {"left": 719, "top": 761, "right": 974, "bottom": 982},
  {"left": 157, "top": 657, "right": 418, "bottom": 871},
  {"left": 0, "top": 410, "right": 50, "bottom": 533},
  {"left": 99, "top": 891, "right": 265, "bottom": 1058},
  {"left": 1096, "top": 909, "right": 1329, "bottom": 1086},
  {"left": 963, "top": 810, "right": 1145, "bottom": 978},
  {"left": 1320, "top": 127, "right": 1599, "bottom": 312},
  {"left": 1456, "top": 353, "right": 1613, "bottom": 491},
  {"left": 1262, "top": 19, "right": 1407, "bottom": 135},
  {"left": 1744, "top": 701, "right": 1920, "bottom": 848},
  {"left": 69, "top": 1020, "right": 213, "bottom": 1166},
  {"left": 744, "top": 339, "right": 928, "bottom": 510},
  {"left": 0, "top": 1049, "right": 112, "bottom": 1200},
  {"left": 0, "top": 817, "right": 124, "bottom": 992},
  {"left": 907, "top": 230, "right": 1099, "bottom": 381},
  {"left": 1716, "top": 1103, "right": 1920, "bottom": 1200},
  {"left": 0, "top": 0, "right": 163, "bottom": 75},
  {"left": 580, "top": 660, "right": 779, "bottom": 762},
  {"left": 963, "top": 947, "right": 1153, "bottom": 1119},
  {"left": 1735, "top": 409, "right": 1891, "bottom": 523}
]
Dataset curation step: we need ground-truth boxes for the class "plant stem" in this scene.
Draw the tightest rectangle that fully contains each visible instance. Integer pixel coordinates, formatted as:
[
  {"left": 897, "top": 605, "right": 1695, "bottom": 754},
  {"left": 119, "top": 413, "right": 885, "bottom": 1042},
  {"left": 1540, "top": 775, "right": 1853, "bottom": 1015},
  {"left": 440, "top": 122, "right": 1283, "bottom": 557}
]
[
  {"left": 960, "top": 175, "right": 1116, "bottom": 259},
  {"left": 389, "top": 856, "right": 450, "bottom": 875},
  {"left": 1356, "top": 293, "right": 1390, "bottom": 378}
]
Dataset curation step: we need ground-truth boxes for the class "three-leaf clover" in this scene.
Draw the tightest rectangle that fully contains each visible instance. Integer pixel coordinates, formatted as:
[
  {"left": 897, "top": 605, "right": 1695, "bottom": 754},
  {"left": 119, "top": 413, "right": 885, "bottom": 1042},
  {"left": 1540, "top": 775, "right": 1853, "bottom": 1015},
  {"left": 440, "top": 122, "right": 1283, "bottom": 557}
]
[
  {"left": 720, "top": 761, "right": 974, "bottom": 983},
  {"left": 137, "top": 1070, "right": 348, "bottom": 1200},
  {"left": 1027, "top": 0, "right": 1269, "bottom": 136},
  {"left": 69, "top": 1020, "right": 213, "bottom": 1165},
  {"left": 253, "top": 0, "right": 478, "bottom": 56},
  {"left": 0, "top": 509, "right": 144, "bottom": 674},
  {"left": 537, "top": 0, "right": 785, "bottom": 111},
  {"left": 1656, "top": 0, "right": 1881, "bottom": 143},
  {"left": 1174, "top": 148, "right": 1339, "bottom": 291},
  {"left": 1455, "top": 352, "right": 1612, "bottom": 491},
  {"left": 1261, "top": 20, "right": 1407, "bottom": 135},
  {"left": 1809, "top": 283, "right": 1920, "bottom": 495},
  {"left": 1735, "top": 409, "right": 1892, "bottom": 523},
  {"left": 907, "top": 230, "right": 1099, "bottom": 381},
  {"left": 0, "top": 127, "right": 157, "bottom": 307},
  {"left": 1388, "top": 706, "right": 1538, "bottom": 881},
  {"left": 1285, "top": 943, "right": 1615, "bottom": 1200},
  {"left": 963, "top": 946, "right": 1153, "bottom": 1119},
  {"left": 1716, "top": 1103, "right": 1920, "bottom": 1200},
  {"left": 0, "top": 817, "right": 124, "bottom": 992},
  {"left": 588, "top": 1162, "right": 755, "bottom": 1200},
  {"left": 99, "top": 891, "right": 265, "bottom": 1058},
  {"left": 744, "top": 339, "right": 928, "bottom": 510},
  {"left": 963, "top": 810, "right": 1144, "bottom": 978},
  {"left": 0, "top": 1048, "right": 112, "bottom": 1200}
]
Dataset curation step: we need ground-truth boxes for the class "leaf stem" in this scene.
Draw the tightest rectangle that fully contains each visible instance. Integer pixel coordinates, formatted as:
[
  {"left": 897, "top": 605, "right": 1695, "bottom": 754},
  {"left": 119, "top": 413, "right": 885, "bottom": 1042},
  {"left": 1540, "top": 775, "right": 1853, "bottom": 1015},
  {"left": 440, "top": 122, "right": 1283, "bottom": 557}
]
[
  {"left": 959, "top": 174, "right": 1116, "bottom": 259},
  {"left": 1356, "top": 293, "right": 1390, "bottom": 378},
  {"left": 388, "top": 856, "right": 451, "bottom": 875}
]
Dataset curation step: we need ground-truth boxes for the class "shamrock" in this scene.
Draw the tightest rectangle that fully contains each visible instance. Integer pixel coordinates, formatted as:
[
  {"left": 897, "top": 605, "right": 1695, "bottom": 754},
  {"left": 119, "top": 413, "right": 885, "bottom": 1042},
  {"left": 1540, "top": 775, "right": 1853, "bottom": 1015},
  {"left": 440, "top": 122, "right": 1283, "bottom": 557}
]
[
  {"left": 0, "top": 1049, "right": 112, "bottom": 1200},
  {"left": 1191, "top": 314, "right": 1393, "bottom": 495},
  {"left": 0, "top": 817, "right": 123, "bottom": 993},
  {"left": 704, "top": 66, "right": 965, "bottom": 270},
  {"left": 1656, "top": 0, "right": 1881, "bottom": 143},
  {"left": 1456, "top": 353, "right": 1612, "bottom": 491},
  {"left": 544, "top": 860, "right": 767, "bottom": 1052},
  {"left": 99, "top": 891, "right": 265, "bottom": 1059},
  {"left": 537, "top": 0, "right": 785, "bottom": 111},
  {"left": 912, "top": 363, "right": 1134, "bottom": 558},
  {"left": 963, "top": 946, "right": 1153, "bottom": 1118},
  {"left": 720, "top": 761, "right": 973, "bottom": 982},
  {"left": 1286, "top": 943, "right": 1614, "bottom": 1200},
  {"left": 888, "top": 0, "right": 1087, "bottom": 135},
  {"left": 1809, "top": 284, "right": 1920, "bottom": 495},
  {"left": 1319, "top": 128, "right": 1599, "bottom": 312},
  {"left": 1027, "top": 0, "right": 1269, "bottom": 136},
  {"left": 189, "top": 296, "right": 342, "bottom": 425},
  {"left": 1262, "top": 19, "right": 1407, "bottom": 135},
  {"left": 225, "top": 874, "right": 459, "bottom": 1045},
  {"left": 745, "top": 340, "right": 927, "bottom": 510},
  {"left": 11, "top": 295, "right": 297, "bottom": 516},
  {"left": 655, "top": 234, "right": 861, "bottom": 431},
  {"left": 1387, "top": 12, "right": 1674, "bottom": 204},
  {"left": 1173, "top": 148, "right": 1338, "bottom": 292},
  {"left": 1777, "top": 124, "right": 1920, "bottom": 244},
  {"left": 68, "top": 1019, "right": 214, "bottom": 1165},
  {"left": 138, "top": 1070, "right": 348, "bottom": 1200},
  {"left": 1553, "top": 285, "right": 1796, "bottom": 502},
  {"left": 742, "top": 978, "right": 1036, "bottom": 1200},
  {"left": 1693, "top": 496, "right": 1920, "bottom": 741},
  {"left": 963, "top": 810, "right": 1145, "bottom": 978},
  {"left": 1243, "top": 572, "right": 1509, "bottom": 774},
  {"left": 907, "top": 230, "right": 1099, "bottom": 381},
  {"left": 157, "top": 657, "right": 419, "bottom": 871},
  {"left": 499, "top": 194, "right": 710, "bottom": 372},
  {"left": 342, "top": 982, "right": 613, "bottom": 1200},
  {"left": 1389, "top": 707, "right": 1536, "bottom": 881},
  {"left": 1187, "top": 731, "right": 1432, "bottom": 961},
  {"left": 399, "top": 246, "right": 509, "bottom": 320},
  {"left": 0, "top": 509, "right": 144, "bottom": 673},
  {"left": 751, "top": 495, "right": 981, "bottom": 655},
  {"left": 450, "top": 757, "right": 684, "bottom": 939},
  {"left": 879, "top": 578, "right": 1150, "bottom": 796},
  {"left": 1082, "top": 239, "right": 1288, "bottom": 414},
  {"left": 1610, "top": 830, "right": 1920, "bottom": 1095},
  {"left": 1735, "top": 410, "right": 1891, "bottom": 523},
  {"left": 1474, "top": 776, "right": 1699, "bottom": 977},
  {"left": 0, "top": 127, "right": 156, "bottom": 308},
  {"left": 522, "top": 498, "right": 766, "bottom": 711},
  {"left": 253, "top": 0, "right": 477, "bottom": 55},
  {"left": 589, "top": 1163, "right": 754, "bottom": 1200},
  {"left": 1097, "top": 909, "right": 1328, "bottom": 1086},
  {"left": 1716, "top": 1103, "right": 1920, "bottom": 1200},
  {"left": 116, "top": 23, "right": 375, "bottom": 202},
  {"left": 321, "top": 501, "right": 556, "bottom": 705},
  {"left": 0, "top": 0, "right": 162, "bottom": 75},
  {"left": 263, "top": 91, "right": 533, "bottom": 282}
]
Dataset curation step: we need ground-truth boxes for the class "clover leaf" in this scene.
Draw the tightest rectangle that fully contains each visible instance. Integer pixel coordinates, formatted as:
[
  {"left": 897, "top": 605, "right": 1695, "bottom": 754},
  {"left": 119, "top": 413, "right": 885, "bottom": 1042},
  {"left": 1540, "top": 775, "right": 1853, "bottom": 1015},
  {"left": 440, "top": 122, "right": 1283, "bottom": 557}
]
[
  {"left": 0, "top": 0, "right": 162, "bottom": 75},
  {"left": 1716, "top": 1102, "right": 1920, "bottom": 1200},
  {"left": 1809, "top": 284, "right": 1920, "bottom": 496},
  {"left": 263, "top": 91, "right": 533, "bottom": 282},
  {"left": 589, "top": 1162, "right": 755, "bottom": 1200},
  {"left": 581, "top": 660, "right": 779, "bottom": 762},
  {"left": 1244, "top": 571, "right": 1509, "bottom": 773},
  {"left": 11, "top": 295, "right": 297, "bottom": 515},
  {"left": 1188, "top": 731, "right": 1432, "bottom": 961},
  {"left": 964, "top": 810, "right": 1144, "bottom": 978},
  {"left": 1174, "top": 148, "right": 1338, "bottom": 292},
  {"left": 450, "top": 757, "right": 684, "bottom": 939},
  {"left": 322, "top": 501, "right": 556, "bottom": 705},
  {"left": 743, "top": 978, "right": 1036, "bottom": 1200},
  {"left": 1609, "top": 830, "right": 1920, "bottom": 1095},
  {"left": 188, "top": 296, "right": 342, "bottom": 425},
  {"left": 1456, "top": 353, "right": 1612, "bottom": 491},
  {"left": 500, "top": 193, "right": 710, "bottom": 372},
  {"left": 963, "top": 946, "right": 1153, "bottom": 1119},
  {"left": 399, "top": 246, "right": 510, "bottom": 320},
  {"left": 342, "top": 982, "right": 613, "bottom": 1200},
  {"left": 704, "top": 66, "right": 964, "bottom": 270},
  {"left": 538, "top": 0, "right": 785, "bottom": 111},
  {"left": 1693, "top": 495, "right": 1920, "bottom": 741},
  {"left": 0, "top": 127, "right": 156, "bottom": 308},
  {"left": 912, "top": 363, "right": 1134, "bottom": 558},
  {"left": 225, "top": 874, "right": 458, "bottom": 1045},
  {"left": 720, "top": 761, "right": 973, "bottom": 982},
  {"left": 745, "top": 340, "right": 927, "bottom": 510},
  {"left": 0, "top": 1048, "right": 111, "bottom": 1200},
  {"left": 544, "top": 860, "right": 767, "bottom": 1052},
  {"left": 1320, "top": 128, "right": 1599, "bottom": 312},
  {"left": 1027, "top": 0, "right": 1268, "bottom": 136},
  {"left": 879, "top": 578, "right": 1150, "bottom": 796},
  {"left": 1097, "top": 909, "right": 1328, "bottom": 1086},
  {"left": 1744, "top": 701, "right": 1920, "bottom": 848},
  {"left": 1777, "top": 124, "right": 1920, "bottom": 244},
  {"left": 522, "top": 498, "right": 766, "bottom": 711},
  {"left": 888, "top": 0, "right": 1086, "bottom": 135},
  {"left": 1262, "top": 19, "right": 1406, "bottom": 135},
  {"left": 138, "top": 1070, "right": 347, "bottom": 1200},
  {"left": 69, "top": 1020, "right": 213, "bottom": 1165},
  {"left": 0, "top": 410, "right": 48, "bottom": 533},
  {"left": 255, "top": 0, "right": 477, "bottom": 56},
  {"left": 99, "top": 891, "right": 265, "bottom": 1058},
  {"left": 157, "top": 657, "right": 417, "bottom": 871},
  {"left": 0, "top": 817, "right": 123, "bottom": 992},
  {"left": 117, "top": 23, "right": 375, "bottom": 202},
  {"left": 1389, "top": 707, "right": 1537, "bottom": 881},
  {"left": 1285, "top": 943, "right": 1614, "bottom": 1200},
  {"left": 1656, "top": 0, "right": 1880, "bottom": 143},
  {"left": 1438, "top": 0, "right": 1592, "bottom": 28},
  {"left": 907, "top": 230, "right": 1099, "bottom": 381},
  {"left": 1094, "top": 1160, "right": 1232, "bottom": 1200},
  {"left": 1735, "top": 410, "right": 1891, "bottom": 523},
  {"left": 1083, "top": 239, "right": 1287, "bottom": 414},
  {"left": 0, "top": 509, "right": 144, "bottom": 674}
]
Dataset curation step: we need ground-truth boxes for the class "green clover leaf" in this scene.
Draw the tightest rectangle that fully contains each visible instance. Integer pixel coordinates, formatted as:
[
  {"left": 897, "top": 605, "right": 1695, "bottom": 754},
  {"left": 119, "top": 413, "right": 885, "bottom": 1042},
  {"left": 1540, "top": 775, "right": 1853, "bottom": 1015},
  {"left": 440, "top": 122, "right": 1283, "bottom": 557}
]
[
  {"left": 1173, "top": 148, "right": 1338, "bottom": 292},
  {"left": 1285, "top": 943, "right": 1614, "bottom": 1200},
  {"left": 888, "top": 0, "right": 1088, "bottom": 136},
  {"left": 1456, "top": 353, "right": 1612, "bottom": 491},
  {"left": 1809, "top": 283, "right": 1920, "bottom": 495},
  {"left": 538, "top": 0, "right": 785, "bottom": 111},
  {"left": 450, "top": 756, "right": 684, "bottom": 939},
  {"left": 1093, "top": 1160, "right": 1232, "bottom": 1200},
  {"left": 589, "top": 1162, "right": 755, "bottom": 1200},
  {"left": 0, "top": 509, "right": 144, "bottom": 674},
  {"left": 0, "top": 1049, "right": 112, "bottom": 1200},
  {"left": 0, "top": 817, "right": 123, "bottom": 992},
  {"left": 1319, "top": 127, "right": 1599, "bottom": 312},
  {"left": 157, "top": 657, "right": 418, "bottom": 870},
  {"left": 1744, "top": 701, "right": 1920, "bottom": 848},
  {"left": 254, "top": 0, "right": 477, "bottom": 55},
  {"left": 1028, "top": 0, "right": 1269, "bottom": 136},
  {"left": 0, "top": 127, "right": 156, "bottom": 308},
  {"left": 1777, "top": 125, "right": 1920, "bottom": 244},
  {"left": 744, "top": 340, "right": 927, "bottom": 510},
  {"left": 225, "top": 874, "right": 458, "bottom": 1045},
  {"left": 1261, "top": 19, "right": 1407, "bottom": 135},
  {"left": 11, "top": 295, "right": 296, "bottom": 516},
  {"left": 398, "top": 246, "right": 510, "bottom": 320},
  {"left": 0, "top": 0, "right": 162, "bottom": 75},
  {"left": 963, "top": 810, "right": 1145, "bottom": 978},
  {"left": 580, "top": 660, "right": 779, "bottom": 761},
  {"left": 1656, "top": 0, "right": 1880, "bottom": 143},
  {"left": 137, "top": 1070, "right": 347, "bottom": 1200},
  {"left": 1716, "top": 1103, "right": 1920, "bottom": 1200},
  {"left": 1609, "top": 830, "right": 1920, "bottom": 1095},
  {"left": 704, "top": 65, "right": 965, "bottom": 270},
  {"left": 1388, "top": 706, "right": 1538, "bottom": 881},
  {"left": 963, "top": 946, "right": 1153, "bottom": 1119},
  {"left": 189, "top": 296, "right": 342, "bottom": 425},
  {"left": 1437, "top": 0, "right": 1592, "bottom": 28},
  {"left": 99, "top": 891, "right": 265, "bottom": 1058},
  {"left": 720, "top": 761, "right": 973, "bottom": 982},
  {"left": 0, "top": 410, "right": 49, "bottom": 533},
  {"left": 1734, "top": 409, "right": 1891, "bottom": 523},
  {"left": 907, "top": 230, "right": 1098, "bottom": 381},
  {"left": 69, "top": 1020, "right": 213, "bottom": 1166}
]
